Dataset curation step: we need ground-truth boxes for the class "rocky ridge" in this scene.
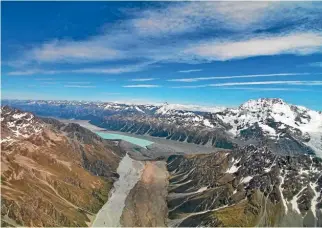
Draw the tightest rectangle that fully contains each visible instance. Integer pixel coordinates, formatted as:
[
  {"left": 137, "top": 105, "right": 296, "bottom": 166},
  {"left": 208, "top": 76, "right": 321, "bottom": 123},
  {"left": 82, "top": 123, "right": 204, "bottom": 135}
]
[
  {"left": 1, "top": 106, "right": 124, "bottom": 227},
  {"left": 166, "top": 145, "right": 322, "bottom": 227}
]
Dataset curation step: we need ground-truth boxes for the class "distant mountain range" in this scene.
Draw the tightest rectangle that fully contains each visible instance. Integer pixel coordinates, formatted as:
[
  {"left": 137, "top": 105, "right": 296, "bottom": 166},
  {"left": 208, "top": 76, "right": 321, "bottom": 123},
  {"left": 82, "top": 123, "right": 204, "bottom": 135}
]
[{"left": 3, "top": 98, "right": 322, "bottom": 158}]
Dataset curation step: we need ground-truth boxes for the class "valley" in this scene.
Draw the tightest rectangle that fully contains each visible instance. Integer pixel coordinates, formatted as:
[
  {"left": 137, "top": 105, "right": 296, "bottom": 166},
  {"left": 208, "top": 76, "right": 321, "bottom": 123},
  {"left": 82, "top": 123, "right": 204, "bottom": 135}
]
[
  {"left": 92, "top": 154, "right": 145, "bottom": 227},
  {"left": 1, "top": 99, "right": 322, "bottom": 227}
]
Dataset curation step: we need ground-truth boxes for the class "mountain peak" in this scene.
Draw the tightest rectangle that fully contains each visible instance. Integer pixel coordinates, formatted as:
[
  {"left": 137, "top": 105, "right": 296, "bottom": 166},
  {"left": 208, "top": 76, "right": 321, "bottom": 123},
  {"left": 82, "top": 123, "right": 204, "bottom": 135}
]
[
  {"left": 155, "top": 102, "right": 172, "bottom": 115},
  {"left": 240, "top": 98, "right": 286, "bottom": 110}
]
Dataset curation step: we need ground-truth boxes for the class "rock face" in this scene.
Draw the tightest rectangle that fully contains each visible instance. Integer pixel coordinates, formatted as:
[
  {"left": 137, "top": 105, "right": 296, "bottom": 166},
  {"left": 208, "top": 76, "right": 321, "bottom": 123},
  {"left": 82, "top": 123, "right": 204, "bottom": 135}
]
[
  {"left": 1, "top": 106, "right": 124, "bottom": 227},
  {"left": 166, "top": 146, "right": 322, "bottom": 227},
  {"left": 2, "top": 98, "right": 321, "bottom": 157}
]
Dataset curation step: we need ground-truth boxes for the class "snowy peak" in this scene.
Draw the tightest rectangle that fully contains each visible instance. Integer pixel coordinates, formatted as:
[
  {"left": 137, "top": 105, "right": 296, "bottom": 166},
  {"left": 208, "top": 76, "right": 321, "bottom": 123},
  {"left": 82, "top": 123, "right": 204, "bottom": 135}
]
[
  {"left": 239, "top": 98, "right": 294, "bottom": 117},
  {"left": 237, "top": 98, "right": 322, "bottom": 128},
  {"left": 231, "top": 98, "right": 322, "bottom": 132},
  {"left": 239, "top": 98, "right": 286, "bottom": 110},
  {"left": 155, "top": 103, "right": 173, "bottom": 115},
  {"left": 216, "top": 98, "right": 322, "bottom": 157},
  {"left": 1, "top": 106, "right": 44, "bottom": 142}
]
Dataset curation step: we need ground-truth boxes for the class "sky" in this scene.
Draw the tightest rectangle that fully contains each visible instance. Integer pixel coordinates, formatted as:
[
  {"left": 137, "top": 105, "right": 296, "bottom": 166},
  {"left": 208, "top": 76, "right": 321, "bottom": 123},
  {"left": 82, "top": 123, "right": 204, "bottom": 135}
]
[{"left": 2, "top": 1, "right": 322, "bottom": 110}]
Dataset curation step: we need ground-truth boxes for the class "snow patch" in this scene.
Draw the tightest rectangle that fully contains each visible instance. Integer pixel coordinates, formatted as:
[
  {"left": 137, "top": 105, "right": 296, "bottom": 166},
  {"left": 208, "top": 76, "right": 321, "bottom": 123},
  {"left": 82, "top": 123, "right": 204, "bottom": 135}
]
[
  {"left": 226, "top": 158, "right": 241, "bottom": 174},
  {"left": 290, "top": 186, "right": 306, "bottom": 215},
  {"left": 196, "top": 186, "right": 208, "bottom": 193},
  {"left": 135, "top": 106, "right": 145, "bottom": 113},
  {"left": 12, "top": 113, "right": 28, "bottom": 119},
  {"left": 279, "top": 171, "right": 288, "bottom": 214},
  {"left": 241, "top": 176, "right": 253, "bottom": 184},
  {"left": 203, "top": 119, "right": 214, "bottom": 128},
  {"left": 309, "top": 182, "right": 320, "bottom": 218},
  {"left": 258, "top": 123, "right": 276, "bottom": 136}
]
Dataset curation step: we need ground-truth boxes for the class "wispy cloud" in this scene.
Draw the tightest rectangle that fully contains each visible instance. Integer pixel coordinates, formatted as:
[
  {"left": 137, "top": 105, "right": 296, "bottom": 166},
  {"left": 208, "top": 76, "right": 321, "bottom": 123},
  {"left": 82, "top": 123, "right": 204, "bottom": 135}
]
[
  {"left": 69, "top": 65, "right": 145, "bottom": 74},
  {"left": 309, "top": 62, "right": 322, "bottom": 67},
  {"left": 171, "top": 80, "right": 322, "bottom": 88},
  {"left": 210, "top": 81, "right": 322, "bottom": 87},
  {"left": 35, "top": 78, "right": 54, "bottom": 81},
  {"left": 66, "top": 82, "right": 92, "bottom": 84},
  {"left": 220, "top": 87, "right": 310, "bottom": 91},
  {"left": 123, "top": 84, "right": 161, "bottom": 88},
  {"left": 131, "top": 2, "right": 275, "bottom": 36},
  {"left": 8, "top": 69, "right": 60, "bottom": 76},
  {"left": 184, "top": 32, "right": 322, "bottom": 61},
  {"left": 168, "top": 72, "right": 310, "bottom": 82},
  {"left": 7, "top": 62, "right": 150, "bottom": 76},
  {"left": 129, "top": 78, "right": 159, "bottom": 82},
  {"left": 171, "top": 85, "right": 206, "bottom": 89},
  {"left": 25, "top": 40, "right": 122, "bottom": 64},
  {"left": 64, "top": 85, "right": 96, "bottom": 88},
  {"left": 41, "top": 82, "right": 57, "bottom": 85},
  {"left": 178, "top": 69, "right": 202, "bottom": 73},
  {"left": 6, "top": 2, "right": 322, "bottom": 70}
]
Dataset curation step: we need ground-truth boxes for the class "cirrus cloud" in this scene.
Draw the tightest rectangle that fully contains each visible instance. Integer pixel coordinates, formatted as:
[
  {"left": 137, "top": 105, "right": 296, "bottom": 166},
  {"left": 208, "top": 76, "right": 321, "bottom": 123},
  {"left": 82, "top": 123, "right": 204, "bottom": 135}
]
[
  {"left": 4, "top": 2, "right": 322, "bottom": 72},
  {"left": 184, "top": 33, "right": 322, "bottom": 61},
  {"left": 129, "top": 78, "right": 159, "bottom": 82},
  {"left": 168, "top": 72, "right": 311, "bottom": 82},
  {"left": 123, "top": 84, "right": 161, "bottom": 88},
  {"left": 171, "top": 80, "right": 322, "bottom": 88}
]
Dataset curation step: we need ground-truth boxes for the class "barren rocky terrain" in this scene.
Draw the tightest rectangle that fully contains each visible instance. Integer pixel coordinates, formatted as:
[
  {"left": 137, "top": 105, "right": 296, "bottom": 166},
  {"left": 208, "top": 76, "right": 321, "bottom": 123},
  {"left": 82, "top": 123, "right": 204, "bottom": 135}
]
[
  {"left": 121, "top": 161, "right": 169, "bottom": 227},
  {"left": 1, "top": 106, "right": 124, "bottom": 226}
]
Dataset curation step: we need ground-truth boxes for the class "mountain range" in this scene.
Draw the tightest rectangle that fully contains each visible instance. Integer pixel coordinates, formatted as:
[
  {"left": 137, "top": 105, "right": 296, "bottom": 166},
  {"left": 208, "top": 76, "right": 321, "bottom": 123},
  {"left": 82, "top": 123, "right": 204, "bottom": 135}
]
[
  {"left": 1, "top": 98, "right": 322, "bottom": 227},
  {"left": 3, "top": 98, "right": 321, "bottom": 158}
]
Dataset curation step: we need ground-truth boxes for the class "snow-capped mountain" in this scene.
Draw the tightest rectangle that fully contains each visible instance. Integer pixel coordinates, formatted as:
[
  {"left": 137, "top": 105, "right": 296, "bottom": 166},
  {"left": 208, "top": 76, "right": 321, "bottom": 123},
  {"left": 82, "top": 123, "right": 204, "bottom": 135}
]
[
  {"left": 2, "top": 98, "right": 322, "bottom": 157},
  {"left": 216, "top": 98, "right": 322, "bottom": 157},
  {"left": 218, "top": 98, "right": 322, "bottom": 136}
]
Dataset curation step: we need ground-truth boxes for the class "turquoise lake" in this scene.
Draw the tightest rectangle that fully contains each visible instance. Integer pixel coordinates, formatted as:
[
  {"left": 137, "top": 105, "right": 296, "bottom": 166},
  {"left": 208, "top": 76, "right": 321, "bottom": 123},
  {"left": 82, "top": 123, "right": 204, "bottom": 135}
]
[{"left": 95, "top": 131, "right": 153, "bottom": 148}]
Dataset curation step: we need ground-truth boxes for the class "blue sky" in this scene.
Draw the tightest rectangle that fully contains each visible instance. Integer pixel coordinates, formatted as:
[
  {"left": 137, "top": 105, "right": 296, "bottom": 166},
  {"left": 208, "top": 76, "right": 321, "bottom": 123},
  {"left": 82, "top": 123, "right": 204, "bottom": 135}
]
[{"left": 2, "top": 2, "right": 322, "bottom": 110}]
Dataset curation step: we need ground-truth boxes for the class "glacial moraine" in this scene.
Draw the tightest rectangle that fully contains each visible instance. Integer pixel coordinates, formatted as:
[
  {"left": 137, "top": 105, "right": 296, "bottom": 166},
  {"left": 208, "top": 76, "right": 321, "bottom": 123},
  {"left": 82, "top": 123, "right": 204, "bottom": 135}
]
[{"left": 91, "top": 154, "right": 145, "bottom": 227}]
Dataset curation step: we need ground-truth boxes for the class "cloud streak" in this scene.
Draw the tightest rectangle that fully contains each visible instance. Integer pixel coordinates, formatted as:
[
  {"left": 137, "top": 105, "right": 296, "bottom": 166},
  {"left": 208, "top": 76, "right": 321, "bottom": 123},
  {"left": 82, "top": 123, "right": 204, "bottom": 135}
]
[
  {"left": 309, "top": 62, "right": 322, "bottom": 67},
  {"left": 168, "top": 72, "right": 310, "bottom": 82},
  {"left": 35, "top": 78, "right": 54, "bottom": 81},
  {"left": 64, "top": 85, "right": 96, "bottom": 88},
  {"left": 220, "top": 87, "right": 311, "bottom": 91},
  {"left": 8, "top": 69, "right": 60, "bottom": 76},
  {"left": 26, "top": 40, "right": 122, "bottom": 64},
  {"left": 7, "top": 62, "right": 150, "bottom": 76},
  {"left": 171, "top": 80, "right": 322, "bottom": 88},
  {"left": 66, "top": 82, "right": 92, "bottom": 84},
  {"left": 184, "top": 32, "right": 322, "bottom": 61},
  {"left": 129, "top": 78, "right": 159, "bottom": 82},
  {"left": 178, "top": 69, "right": 203, "bottom": 73},
  {"left": 123, "top": 84, "right": 161, "bottom": 88}
]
